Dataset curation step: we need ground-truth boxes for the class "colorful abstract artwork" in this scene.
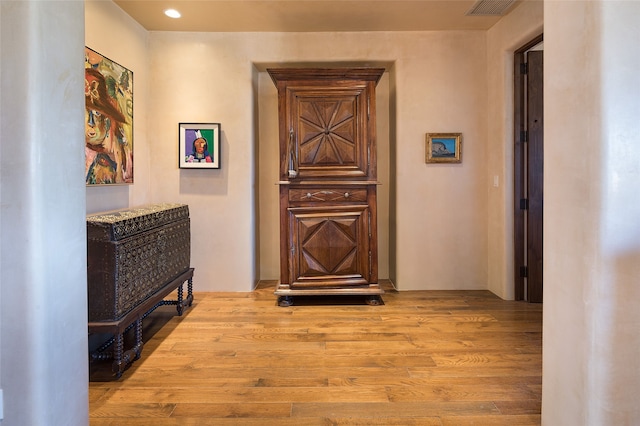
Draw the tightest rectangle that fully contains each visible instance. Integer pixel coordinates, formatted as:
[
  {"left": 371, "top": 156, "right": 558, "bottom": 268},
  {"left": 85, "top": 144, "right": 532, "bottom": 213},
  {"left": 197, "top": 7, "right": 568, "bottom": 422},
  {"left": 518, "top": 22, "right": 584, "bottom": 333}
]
[
  {"left": 84, "top": 47, "right": 133, "bottom": 184},
  {"left": 179, "top": 123, "right": 221, "bottom": 169}
]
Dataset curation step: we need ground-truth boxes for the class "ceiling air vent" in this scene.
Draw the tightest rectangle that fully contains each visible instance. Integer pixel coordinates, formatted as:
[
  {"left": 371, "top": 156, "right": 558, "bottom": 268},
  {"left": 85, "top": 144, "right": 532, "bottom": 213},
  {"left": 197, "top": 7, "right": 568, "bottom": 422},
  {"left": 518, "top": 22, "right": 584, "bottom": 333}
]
[{"left": 466, "top": 0, "right": 517, "bottom": 16}]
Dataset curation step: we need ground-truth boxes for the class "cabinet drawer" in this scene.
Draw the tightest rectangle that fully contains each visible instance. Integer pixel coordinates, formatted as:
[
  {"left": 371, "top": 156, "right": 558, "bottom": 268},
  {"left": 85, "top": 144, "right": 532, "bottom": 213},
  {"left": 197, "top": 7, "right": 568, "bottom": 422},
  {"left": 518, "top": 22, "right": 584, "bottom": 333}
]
[{"left": 288, "top": 188, "right": 367, "bottom": 203}]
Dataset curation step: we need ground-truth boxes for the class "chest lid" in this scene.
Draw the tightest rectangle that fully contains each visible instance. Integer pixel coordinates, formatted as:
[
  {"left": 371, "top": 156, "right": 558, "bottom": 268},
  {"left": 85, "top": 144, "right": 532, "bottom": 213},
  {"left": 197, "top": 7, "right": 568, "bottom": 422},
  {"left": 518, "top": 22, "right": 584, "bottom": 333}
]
[{"left": 87, "top": 203, "right": 189, "bottom": 242}]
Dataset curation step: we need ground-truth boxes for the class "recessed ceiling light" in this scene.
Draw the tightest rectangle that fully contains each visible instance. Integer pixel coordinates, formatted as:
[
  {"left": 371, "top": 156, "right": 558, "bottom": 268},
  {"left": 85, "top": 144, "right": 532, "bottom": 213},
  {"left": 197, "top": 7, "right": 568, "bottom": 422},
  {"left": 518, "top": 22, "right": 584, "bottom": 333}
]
[{"left": 164, "top": 9, "right": 181, "bottom": 19}]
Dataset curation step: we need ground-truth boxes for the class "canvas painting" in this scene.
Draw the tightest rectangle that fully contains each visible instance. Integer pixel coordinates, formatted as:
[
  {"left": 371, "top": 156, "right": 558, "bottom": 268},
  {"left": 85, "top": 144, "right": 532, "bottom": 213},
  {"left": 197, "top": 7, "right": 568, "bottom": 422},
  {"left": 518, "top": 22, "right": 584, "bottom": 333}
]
[
  {"left": 84, "top": 47, "right": 134, "bottom": 184},
  {"left": 425, "top": 133, "right": 462, "bottom": 163},
  {"left": 179, "top": 123, "right": 221, "bottom": 169}
]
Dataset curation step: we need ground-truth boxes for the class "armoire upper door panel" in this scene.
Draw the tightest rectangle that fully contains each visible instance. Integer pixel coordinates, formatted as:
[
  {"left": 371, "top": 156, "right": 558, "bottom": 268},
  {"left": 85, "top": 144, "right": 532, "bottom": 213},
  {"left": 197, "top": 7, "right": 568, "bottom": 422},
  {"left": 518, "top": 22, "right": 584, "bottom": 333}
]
[{"left": 287, "top": 87, "right": 369, "bottom": 179}]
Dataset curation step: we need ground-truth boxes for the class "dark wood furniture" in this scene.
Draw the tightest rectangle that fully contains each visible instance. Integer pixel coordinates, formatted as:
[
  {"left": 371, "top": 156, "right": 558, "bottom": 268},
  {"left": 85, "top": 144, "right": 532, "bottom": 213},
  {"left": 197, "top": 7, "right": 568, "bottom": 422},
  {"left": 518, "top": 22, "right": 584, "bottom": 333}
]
[
  {"left": 86, "top": 203, "right": 194, "bottom": 377},
  {"left": 88, "top": 269, "right": 193, "bottom": 378},
  {"left": 268, "top": 68, "right": 385, "bottom": 306}
]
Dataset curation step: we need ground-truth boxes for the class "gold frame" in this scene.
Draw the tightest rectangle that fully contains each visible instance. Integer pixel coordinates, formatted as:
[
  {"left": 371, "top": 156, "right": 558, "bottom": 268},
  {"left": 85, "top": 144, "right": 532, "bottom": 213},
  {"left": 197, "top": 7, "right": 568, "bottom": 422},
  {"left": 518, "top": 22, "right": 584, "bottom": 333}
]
[{"left": 425, "top": 133, "right": 462, "bottom": 163}]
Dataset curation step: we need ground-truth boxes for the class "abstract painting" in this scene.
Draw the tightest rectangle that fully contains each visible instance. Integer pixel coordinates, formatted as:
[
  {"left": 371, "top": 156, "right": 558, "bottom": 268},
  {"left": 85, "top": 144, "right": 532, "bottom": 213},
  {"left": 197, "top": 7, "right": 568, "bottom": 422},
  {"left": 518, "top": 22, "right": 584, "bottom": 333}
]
[
  {"left": 179, "top": 123, "right": 221, "bottom": 169},
  {"left": 84, "top": 47, "right": 133, "bottom": 184}
]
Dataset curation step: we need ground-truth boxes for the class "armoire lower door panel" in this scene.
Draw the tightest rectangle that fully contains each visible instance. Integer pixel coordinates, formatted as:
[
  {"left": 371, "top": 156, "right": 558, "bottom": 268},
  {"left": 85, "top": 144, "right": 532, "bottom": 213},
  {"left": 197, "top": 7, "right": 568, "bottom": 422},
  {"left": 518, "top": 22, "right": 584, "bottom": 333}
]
[{"left": 288, "top": 206, "right": 370, "bottom": 288}]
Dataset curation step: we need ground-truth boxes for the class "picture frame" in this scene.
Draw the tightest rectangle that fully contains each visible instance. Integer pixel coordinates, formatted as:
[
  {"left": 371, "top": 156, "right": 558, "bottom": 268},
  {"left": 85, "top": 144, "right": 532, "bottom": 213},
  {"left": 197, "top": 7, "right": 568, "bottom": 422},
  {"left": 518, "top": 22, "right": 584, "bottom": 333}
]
[
  {"left": 425, "top": 133, "right": 462, "bottom": 163},
  {"left": 85, "top": 47, "right": 134, "bottom": 185},
  {"left": 179, "top": 123, "right": 221, "bottom": 169}
]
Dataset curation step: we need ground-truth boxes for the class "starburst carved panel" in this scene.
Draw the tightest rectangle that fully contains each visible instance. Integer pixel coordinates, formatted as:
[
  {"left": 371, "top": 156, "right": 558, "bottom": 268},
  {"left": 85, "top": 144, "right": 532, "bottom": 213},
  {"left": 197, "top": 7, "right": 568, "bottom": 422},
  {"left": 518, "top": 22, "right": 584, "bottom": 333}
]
[
  {"left": 288, "top": 87, "right": 369, "bottom": 179},
  {"left": 298, "top": 100, "right": 357, "bottom": 168}
]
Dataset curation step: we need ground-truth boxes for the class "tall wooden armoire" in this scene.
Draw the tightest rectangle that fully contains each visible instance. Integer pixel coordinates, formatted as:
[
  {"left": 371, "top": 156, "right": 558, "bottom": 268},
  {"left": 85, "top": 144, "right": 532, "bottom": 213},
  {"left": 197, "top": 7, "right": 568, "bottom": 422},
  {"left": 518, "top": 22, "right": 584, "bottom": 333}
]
[{"left": 267, "top": 68, "right": 385, "bottom": 306}]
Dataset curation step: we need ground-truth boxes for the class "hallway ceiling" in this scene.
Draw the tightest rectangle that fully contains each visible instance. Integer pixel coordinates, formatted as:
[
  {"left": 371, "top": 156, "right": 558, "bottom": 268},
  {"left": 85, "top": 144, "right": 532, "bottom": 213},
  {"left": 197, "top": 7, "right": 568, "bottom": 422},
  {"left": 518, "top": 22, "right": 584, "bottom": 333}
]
[{"left": 113, "top": 0, "right": 522, "bottom": 32}]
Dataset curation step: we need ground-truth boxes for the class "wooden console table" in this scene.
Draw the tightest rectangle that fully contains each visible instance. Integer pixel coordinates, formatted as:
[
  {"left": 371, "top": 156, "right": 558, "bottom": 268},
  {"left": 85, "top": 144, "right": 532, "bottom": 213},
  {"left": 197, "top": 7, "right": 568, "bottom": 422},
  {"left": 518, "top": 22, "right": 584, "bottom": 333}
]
[{"left": 89, "top": 268, "right": 194, "bottom": 378}]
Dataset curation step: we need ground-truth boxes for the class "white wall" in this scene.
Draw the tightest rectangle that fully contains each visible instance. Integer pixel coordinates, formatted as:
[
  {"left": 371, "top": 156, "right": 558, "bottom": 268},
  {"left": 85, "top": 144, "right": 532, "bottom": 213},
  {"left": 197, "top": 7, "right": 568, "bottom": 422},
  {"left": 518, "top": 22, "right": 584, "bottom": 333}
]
[
  {"left": 148, "top": 30, "right": 490, "bottom": 291},
  {"left": 0, "top": 2, "right": 88, "bottom": 424},
  {"left": 543, "top": 1, "right": 640, "bottom": 424},
  {"left": 392, "top": 32, "right": 489, "bottom": 290},
  {"left": 486, "top": 0, "right": 543, "bottom": 299},
  {"left": 147, "top": 32, "right": 259, "bottom": 291}
]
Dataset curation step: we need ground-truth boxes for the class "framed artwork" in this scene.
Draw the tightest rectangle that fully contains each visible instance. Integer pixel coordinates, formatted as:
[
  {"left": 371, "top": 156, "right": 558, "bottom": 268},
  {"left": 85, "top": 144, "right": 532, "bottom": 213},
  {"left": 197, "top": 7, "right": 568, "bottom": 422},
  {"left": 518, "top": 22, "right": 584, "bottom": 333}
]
[
  {"left": 84, "top": 47, "right": 134, "bottom": 185},
  {"left": 425, "top": 133, "right": 462, "bottom": 163},
  {"left": 179, "top": 123, "right": 221, "bottom": 169}
]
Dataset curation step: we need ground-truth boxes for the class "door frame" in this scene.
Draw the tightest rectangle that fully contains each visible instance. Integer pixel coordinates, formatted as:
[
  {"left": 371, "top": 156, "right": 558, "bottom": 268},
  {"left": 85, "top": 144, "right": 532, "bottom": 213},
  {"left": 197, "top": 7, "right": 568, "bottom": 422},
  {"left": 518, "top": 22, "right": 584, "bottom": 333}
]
[{"left": 514, "top": 34, "right": 544, "bottom": 301}]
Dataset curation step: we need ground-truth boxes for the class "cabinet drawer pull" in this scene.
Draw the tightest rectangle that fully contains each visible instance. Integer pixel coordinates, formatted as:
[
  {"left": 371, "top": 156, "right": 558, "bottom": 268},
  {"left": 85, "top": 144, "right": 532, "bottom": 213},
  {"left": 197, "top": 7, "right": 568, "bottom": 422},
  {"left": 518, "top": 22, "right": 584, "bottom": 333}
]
[
  {"left": 306, "top": 193, "right": 312, "bottom": 199},
  {"left": 344, "top": 192, "right": 350, "bottom": 198}
]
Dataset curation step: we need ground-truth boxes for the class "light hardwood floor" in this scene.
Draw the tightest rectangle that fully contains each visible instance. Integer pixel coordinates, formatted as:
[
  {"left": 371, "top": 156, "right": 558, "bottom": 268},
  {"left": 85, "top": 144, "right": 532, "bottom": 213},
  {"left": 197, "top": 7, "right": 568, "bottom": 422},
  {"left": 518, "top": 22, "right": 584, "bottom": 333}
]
[{"left": 89, "top": 281, "right": 542, "bottom": 425}]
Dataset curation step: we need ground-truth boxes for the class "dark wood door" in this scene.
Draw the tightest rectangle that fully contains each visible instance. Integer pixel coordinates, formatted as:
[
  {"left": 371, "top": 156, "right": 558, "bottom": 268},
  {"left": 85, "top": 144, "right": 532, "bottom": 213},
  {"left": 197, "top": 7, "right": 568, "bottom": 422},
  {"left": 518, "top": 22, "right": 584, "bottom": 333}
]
[
  {"left": 526, "top": 50, "right": 544, "bottom": 303},
  {"left": 514, "top": 37, "right": 544, "bottom": 303}
]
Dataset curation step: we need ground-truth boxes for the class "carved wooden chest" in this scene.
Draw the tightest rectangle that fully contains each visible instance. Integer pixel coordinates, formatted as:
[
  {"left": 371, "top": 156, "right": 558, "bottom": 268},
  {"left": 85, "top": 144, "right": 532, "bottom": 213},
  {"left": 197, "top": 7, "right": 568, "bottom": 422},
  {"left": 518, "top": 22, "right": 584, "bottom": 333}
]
[{"left": 87, "top": 203, "right": 191, "bottom": 322}]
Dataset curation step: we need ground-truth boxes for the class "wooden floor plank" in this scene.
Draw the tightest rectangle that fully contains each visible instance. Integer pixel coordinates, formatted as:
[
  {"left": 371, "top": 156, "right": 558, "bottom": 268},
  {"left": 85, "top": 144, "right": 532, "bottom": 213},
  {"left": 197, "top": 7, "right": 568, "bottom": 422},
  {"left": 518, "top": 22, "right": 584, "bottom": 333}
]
[
  {"left": 103, "top": 386, "right": 391, "bottom": 404},
  {"left": 90, "top": 419, "right": 326, "bottom": 426},
  {"left": 291, "top": 401, "right": 501, "bottom": 417},
  {"left": 441, "top": 414, "right": 541, "bottom": 425},
  {"left": 89, "top": 285, "right": 542, "bottom": 425}
]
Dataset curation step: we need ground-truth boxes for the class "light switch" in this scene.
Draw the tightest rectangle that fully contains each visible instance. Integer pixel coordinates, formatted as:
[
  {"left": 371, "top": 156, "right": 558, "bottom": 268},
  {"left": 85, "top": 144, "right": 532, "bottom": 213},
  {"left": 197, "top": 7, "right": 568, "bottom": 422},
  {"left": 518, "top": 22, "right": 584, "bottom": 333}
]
[{"left": 493, "top": 175, "right": 499, "bottom": 187}]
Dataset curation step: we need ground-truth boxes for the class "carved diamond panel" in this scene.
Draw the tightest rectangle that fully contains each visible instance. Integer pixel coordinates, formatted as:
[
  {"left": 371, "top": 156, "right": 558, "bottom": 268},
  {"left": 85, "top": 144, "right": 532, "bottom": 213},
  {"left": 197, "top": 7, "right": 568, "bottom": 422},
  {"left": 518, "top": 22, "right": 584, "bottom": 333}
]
[{"left": 299, "top": 217, "right": 359, "bottom": 276}]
